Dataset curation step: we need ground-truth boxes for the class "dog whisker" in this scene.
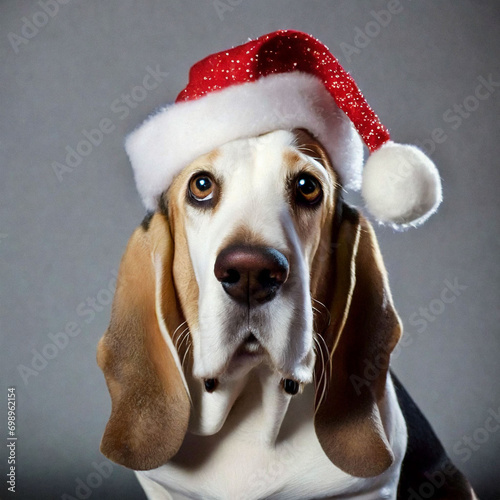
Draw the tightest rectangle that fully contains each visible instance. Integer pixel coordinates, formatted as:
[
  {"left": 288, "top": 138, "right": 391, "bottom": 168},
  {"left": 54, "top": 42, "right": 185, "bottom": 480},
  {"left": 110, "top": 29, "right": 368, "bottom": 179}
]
[
  {"left": 176, "top": 327, "right": 191, "bottom": 351},
  {"left": 313, "top": 343, "right": 327, "bottom": 412},
  {"left": 181, "top": 343, "right": 192, "bottom": 370},
  {"left": 174, "top": 325, "right": 190, "bottom": 349},
  {"left": 311, "top": 305, "right": 322, "bottom": 317},
  {"left": 312, "top": 336, "right": 325, "bottom": 384},
  {"left": 312, "top": 297, "right": 331, "bottom": 327},
  {"left": 313, "top": 333, "right": 330, "bottom": 412},
  {"left": 316, "top": 334, "right": 330, "bottom": 385},
  {"left": 172, "top": 320, "right": 188, "bottom": 346}
]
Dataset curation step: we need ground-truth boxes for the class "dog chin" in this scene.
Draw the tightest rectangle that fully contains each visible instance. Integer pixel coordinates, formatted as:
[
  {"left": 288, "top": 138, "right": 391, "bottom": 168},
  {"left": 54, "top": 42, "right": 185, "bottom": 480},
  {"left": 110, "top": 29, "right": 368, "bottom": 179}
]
[
  {"left": 193, "top": 322, "right": 315, "bottom": 386},
  {"left": 223, "top": 334, "right": 269, "bottom": 378},
  {"left": 192, "top": 327, "right": 268, "bottom": 380}
]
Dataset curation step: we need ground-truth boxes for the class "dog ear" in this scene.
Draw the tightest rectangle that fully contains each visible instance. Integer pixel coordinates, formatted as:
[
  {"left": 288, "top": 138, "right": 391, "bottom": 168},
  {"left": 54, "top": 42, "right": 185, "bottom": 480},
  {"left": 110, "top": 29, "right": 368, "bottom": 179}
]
[
  {"left": 97, "top": 212, "right": 190, "bottom": 470},
  {"left": 312, "top": 203, "right": 402, "bottom": 478}
]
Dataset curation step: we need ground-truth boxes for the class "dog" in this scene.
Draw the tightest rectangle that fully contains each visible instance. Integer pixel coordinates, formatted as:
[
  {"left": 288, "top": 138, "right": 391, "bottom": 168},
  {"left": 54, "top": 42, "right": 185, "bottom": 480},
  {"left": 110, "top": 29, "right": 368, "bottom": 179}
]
[{"left": 97, "top": 128, "right": 477, "bottom": 499}]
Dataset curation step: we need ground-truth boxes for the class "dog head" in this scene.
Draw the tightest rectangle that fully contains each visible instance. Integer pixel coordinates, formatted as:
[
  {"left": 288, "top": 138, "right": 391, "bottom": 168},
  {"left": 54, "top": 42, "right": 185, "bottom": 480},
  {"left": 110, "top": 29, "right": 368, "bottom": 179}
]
[{"left": 98, "top": 129, "right": 402, "bottom": 477}]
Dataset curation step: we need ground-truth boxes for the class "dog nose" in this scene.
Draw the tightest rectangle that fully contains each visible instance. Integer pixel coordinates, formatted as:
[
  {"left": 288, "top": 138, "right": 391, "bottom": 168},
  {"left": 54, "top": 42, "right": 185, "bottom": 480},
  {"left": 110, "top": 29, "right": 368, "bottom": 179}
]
[{"left": 214, "top": 245, "right": 289, "bottom": 305}]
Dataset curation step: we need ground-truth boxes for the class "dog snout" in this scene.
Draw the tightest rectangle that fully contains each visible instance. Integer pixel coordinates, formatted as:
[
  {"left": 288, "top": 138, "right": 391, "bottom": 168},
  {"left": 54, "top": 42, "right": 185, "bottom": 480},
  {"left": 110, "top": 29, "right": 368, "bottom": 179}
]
[{"left": 214, "top": 245, "right": 289, "bottom": 305}]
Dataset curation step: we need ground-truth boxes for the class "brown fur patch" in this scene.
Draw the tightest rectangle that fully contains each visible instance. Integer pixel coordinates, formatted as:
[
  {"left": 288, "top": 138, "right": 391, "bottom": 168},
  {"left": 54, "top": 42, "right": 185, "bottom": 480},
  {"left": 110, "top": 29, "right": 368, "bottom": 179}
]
[
  {"left": 313, "top": 205, "right": 402, "bottom": 478},
  {"left": 97, "top": 214, "right": 190, "bottom": 470},
  {"left": 282, "top": 149, "right": 306, "bottom": 170},
  {"left": 285, "top": 129, "right": 338, "bottom": 268},
  {"left": 167, "top": 167, "right": 203, "bottom": 333}
]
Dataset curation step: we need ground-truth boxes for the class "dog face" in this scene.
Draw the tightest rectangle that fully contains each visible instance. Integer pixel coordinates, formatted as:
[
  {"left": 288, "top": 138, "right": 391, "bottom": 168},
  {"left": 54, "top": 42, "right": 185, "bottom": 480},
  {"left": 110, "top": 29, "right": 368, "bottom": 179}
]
[
  {"left": 166, "top": 129, "right": 336, "bottom": 386},
  {"left": 98, "top": 128, "right": 402, "bottom": 478}
]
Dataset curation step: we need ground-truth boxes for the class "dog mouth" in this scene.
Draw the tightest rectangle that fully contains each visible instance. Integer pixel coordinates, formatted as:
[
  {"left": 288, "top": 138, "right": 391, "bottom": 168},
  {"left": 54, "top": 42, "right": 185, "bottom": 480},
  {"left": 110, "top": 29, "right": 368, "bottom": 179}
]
[
  {"left": 227, "top": 332, "right": 266, "bottom": 367},
  {"left": 204, "top": 331, "right": 303, "bottom": 396},
  {"left": 195, "top": 307, "right": 315, "bottom": 390},
  {"left": 197, "top": 331, "right": 266, "bottom": 392},
  {"left": 231, "top": 331, "right": 266, "bottom": 363},
  {"left": 238, "top": 332, "right": 263, "bottom": 354}
]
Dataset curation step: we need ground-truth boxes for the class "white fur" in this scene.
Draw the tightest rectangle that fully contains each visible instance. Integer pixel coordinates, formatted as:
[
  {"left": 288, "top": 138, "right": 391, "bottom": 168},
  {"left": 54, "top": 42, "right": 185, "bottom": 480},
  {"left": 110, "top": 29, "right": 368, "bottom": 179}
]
[
  {"left": 135, "top": 131, "right": 407, "bottom": 499},
  {"left": 136, "top": 371, "right": 406, "bottom": 500},
  {"left": 153, "top": 253, "right": 191, "bottom": 400},
  {"left": 361, "top": 141, "right": 442, "bottom": 228},
  {"left": 185, "top": 132, "right": 316, "bottom": 392},
  {"left": 125, "top": 73, "right": 363, "bottom": 211}
]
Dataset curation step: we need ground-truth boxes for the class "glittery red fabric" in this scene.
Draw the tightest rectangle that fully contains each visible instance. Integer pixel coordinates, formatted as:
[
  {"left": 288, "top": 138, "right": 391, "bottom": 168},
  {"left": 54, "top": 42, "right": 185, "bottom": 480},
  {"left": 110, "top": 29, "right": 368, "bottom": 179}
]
[{"left": 176, "top": 30, "right": 390, "bottom": 153}]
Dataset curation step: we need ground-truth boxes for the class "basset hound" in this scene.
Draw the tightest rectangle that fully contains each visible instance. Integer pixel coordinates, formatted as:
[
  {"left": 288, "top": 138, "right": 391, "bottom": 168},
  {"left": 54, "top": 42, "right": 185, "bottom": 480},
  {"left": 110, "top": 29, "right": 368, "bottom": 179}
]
[{"left": 97, "top": 129, "right": 477, "bottom": 499}]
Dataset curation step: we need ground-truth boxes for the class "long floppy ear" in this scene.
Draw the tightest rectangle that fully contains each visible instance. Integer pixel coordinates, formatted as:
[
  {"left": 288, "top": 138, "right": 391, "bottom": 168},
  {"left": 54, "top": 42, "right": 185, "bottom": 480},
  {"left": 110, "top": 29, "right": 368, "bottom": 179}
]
[
  {"left": 313, "top": 203, "right": 402, "bottom": 478},
  {"left": 97, "top": 212, "right": 190, "bottom": 470}
]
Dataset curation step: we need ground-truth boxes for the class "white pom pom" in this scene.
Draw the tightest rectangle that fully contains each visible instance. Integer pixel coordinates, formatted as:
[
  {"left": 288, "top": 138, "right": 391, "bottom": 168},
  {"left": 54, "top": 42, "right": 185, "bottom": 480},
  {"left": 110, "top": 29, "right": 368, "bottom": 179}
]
[{"left": 361, "top": 141, "right": 442, "bottom": 228}]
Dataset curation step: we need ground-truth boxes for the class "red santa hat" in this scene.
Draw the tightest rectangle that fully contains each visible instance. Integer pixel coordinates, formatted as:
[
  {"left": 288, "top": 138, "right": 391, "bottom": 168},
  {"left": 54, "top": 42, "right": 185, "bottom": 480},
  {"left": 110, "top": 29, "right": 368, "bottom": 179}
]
[{"left": 126, "top": 30, "right": 441, "bottom": 228}]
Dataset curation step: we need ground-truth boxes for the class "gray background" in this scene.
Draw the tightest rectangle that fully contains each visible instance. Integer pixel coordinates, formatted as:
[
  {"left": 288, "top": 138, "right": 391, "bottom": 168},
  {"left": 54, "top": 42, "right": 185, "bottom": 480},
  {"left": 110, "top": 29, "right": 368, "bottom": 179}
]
[{"left": 1, "top": 1, "right": 499, "bottom": 499}]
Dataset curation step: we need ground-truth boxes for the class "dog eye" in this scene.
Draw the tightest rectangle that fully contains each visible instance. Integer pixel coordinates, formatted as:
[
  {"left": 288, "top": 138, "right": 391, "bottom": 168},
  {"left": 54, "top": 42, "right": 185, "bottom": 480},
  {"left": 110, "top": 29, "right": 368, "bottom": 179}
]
[
  {"left": 295, "top": 174, "right": 322, "bottom": 205},
  {"left": 189, "top": 173, "right": 215, "bottom": 202}
]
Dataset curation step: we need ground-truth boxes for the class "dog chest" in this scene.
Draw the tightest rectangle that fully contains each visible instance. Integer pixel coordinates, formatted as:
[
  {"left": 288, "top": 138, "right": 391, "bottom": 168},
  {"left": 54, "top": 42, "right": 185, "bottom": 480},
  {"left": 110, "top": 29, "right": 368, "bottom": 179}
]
[{"left": 137, "top": 381, "right": 405, "bottom": 500}]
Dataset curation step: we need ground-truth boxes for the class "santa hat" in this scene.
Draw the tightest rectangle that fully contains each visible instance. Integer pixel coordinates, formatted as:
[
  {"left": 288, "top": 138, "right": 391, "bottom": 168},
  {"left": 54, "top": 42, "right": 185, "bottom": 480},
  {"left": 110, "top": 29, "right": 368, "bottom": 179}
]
[{"left": 125, "top": 30, "right": 441, "bottom": 228}]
